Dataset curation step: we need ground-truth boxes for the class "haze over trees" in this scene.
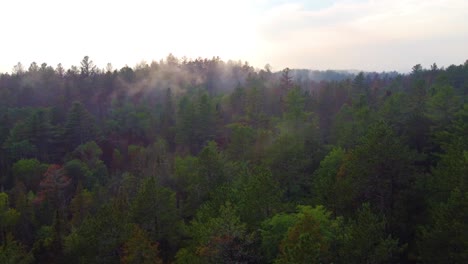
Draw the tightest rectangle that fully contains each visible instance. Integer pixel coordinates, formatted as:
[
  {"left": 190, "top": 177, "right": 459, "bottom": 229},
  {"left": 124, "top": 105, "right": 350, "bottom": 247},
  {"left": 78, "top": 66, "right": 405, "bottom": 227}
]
[{"left": 0, "top": 55, "right": 467, "bottom": 263}]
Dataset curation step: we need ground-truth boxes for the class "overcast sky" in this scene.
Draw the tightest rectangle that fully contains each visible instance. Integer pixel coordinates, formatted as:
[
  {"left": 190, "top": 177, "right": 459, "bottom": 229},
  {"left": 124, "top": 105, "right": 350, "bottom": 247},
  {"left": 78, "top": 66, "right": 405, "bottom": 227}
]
[{"left": 1, "top": 0, "right": 467, "bottom": 73}]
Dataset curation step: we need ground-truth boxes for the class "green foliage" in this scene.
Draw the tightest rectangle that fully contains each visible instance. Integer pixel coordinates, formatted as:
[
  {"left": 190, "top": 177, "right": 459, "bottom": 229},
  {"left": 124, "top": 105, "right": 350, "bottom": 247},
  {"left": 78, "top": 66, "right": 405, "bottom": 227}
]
[
  {"left": 426, "top": 84, "right": 461, "bottom": 131},
  {"left": 379, "top": 92, "right": 412, "bottom": 135},
  {"left": 332, "top": 101, "right": 374, "bottom": 148},
  {"left": 106, "top": 102, "right": 155, "bottom": 144},
  {"left": 246, "top": 85, "right": 267, "bottom": 126},
  {"left": 0, "top": 193, "right": 32, "bottom": 263},
  {"left": 336, "top": 122, "right": 416, "bottom": 220},
  {"left": 275, "top": 205, "right": 342, "bottom": 264},
  {"left": 130, "top": 176, "right": 179, "bottom": 250},
  {"left": 27, "top": 109, "right": 52, "bottom": 161},
  {"left": 312, "top": 147, "right": 345, "bottom": 211},
  {"left": 3, "top": 121, "right": 37, "bottom": 161},
  {"left": 1, "top": 192, "right": 21, "bottom": 241},
  {"left": 64, "top": 203, "right": 132, "bottom": 264},
  {"left": 69, "top": 185, "right": 93, "bottom": 227},
  {"left": 64, "top": 102, "right": 97, "bottom": 150},
  {"left": 0, "top": 58, "right": 467, "bottom": 262},
  {"left": 12, "top": 159, "right": 47, "bottom": 191},
  {"left": 425, "top": 104, "right": 468, "bottom": 204},
  {"left": 284, "top": 87, "right": 307, "bottom": 123},
  {"left": 236, "top": 167, "right": 283, "bottom": 226},
  {"left": 351, "top": 72, "right": 370, "bottom": 103},
  {"left": 127, "top": 144, "right": 146, "bottom": 175},
  {"left": 228, "top": 85, "right": 246, "bottom": 118},
  {"left": 0, "top": 234, "right": 33, "bottom": 264},
  {"left": 66, "top": 141, "right": 108, "bottom": 188},
  {"left": 225, "top": 123, "right": 255, "bottom": 161},
  {"left": 175, "top": 95, "right": 197, "bottom": 153},
  {"left": 121, "top": 226, "right": 163, "bottom": 264},
  {"left": 196, "top": 141, "right": 226, "bottom": 195},
  {"left": 260, "top": 213, "right": 297, "bottom": 262},
  {"left": 70, "top": 141, "right": 102, "bottom": 167},
  {"left": 143, "top": 139, "right": 171, "bottom": 185},
  {"left": 265, "top": 134, "right": 310, "bottom": 201},
  {"left": 179, "top": 202, "right": 258, "bottom": 263},
  {"left": 176, "top": 93, "right": 217, "bottom": 153},
  {"left": 173, "top": 155, "right": 199, "bottom": 217},
  {"left": 418, "top": 189, "right": 468, "bottom": 263},
  {"left": 339, "top": 203, "right": 401, "bottom": 264}
]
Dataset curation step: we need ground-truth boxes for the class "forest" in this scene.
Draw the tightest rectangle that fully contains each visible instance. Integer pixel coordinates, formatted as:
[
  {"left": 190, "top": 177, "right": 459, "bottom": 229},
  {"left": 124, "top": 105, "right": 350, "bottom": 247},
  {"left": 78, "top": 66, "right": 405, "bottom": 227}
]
[{"left": 0, "top": 55, "right": 466, "bottom": 263}]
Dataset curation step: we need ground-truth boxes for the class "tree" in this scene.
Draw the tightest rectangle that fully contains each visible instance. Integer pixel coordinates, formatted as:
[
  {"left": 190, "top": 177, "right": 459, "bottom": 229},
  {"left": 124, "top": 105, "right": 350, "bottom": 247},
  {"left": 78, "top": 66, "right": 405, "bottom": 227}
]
[
  {"left": 55, "top": 63, "right": 64, "bottom": 77},
  {"left": 417, "top": 189, "right": 468, "bottom": 263},
  {"left": 228, "top": 85, "right": 246, "bottom": 118},
  {"left": 351, "top": 72, "right": 370, "bottom": 104},
  {"left": 311, "top": 147, "right": 345, "bottom": 212},
  {"left": 80, "top": 56, "right": 96, "bottom": 77},
  {"left": 417, "top": 105, "right": 468, "bottom": 263},
  {"left": 64, "top": 102, "right": 97, "bottom": 150},
  {"left": 245, "top": 84, "right": 267, "bottom": 127},
  {"left": 424, "top": 103, "right": 467, "bottom": 204},
  {"left": 406, "top": 77, "right": 431, "bottom": 152},
  {"left": 265, "top": 134, "right": 309, "bottom": 201},
  {"left": 332, "top": 96, "right": 375, "bottom": 148},
  {"left": 339, "top": 203, "right": 401, "bottom": 263},
  {"left": 161, "top": 88, "right": 176, "bottom": 149},
  {"left": 12, "top": 159, "right": 47, "bottom": 192},
  {"left": 69, "top": 184, "right": 93, "bottom": 227},
  {"left": 1, "top": 191, "right": 35, "bottom": 261},
  {"left": 35, "top": 165, "right": 72, "bottom": 210},
  {"left": 130, "top": 177, "right": 179, "bottom": 259},
  {"left": 3, "top": 122, "right": 38, "bottom": 163},
  {"left": 196, "top": 141, "right": 226, "bottom": 197},
  {"left": 284, "top": 87, "right": 306, "bottom": 120},
  {"left": 143, "top": 139, "right": 171, "bottom": 186},
  {"left": 178, "top": 202, "right": 258, "bottom": 264},
  {"left": 236, "top": 167, "right": 283, "bottom": 227},
  {"left": 0, "top": 192, "right": 20, "bottom": 246},
  {"left": 64, "top": 203, "right": 132, "bottom": 263},
  {"left": 121, "top": 226, "right": 163, "bottom": 264},
  {"left": 28, "top": 62, "right": 39, "bottom": 73},
  {"left": 260, "top": 213, "right": 297, "bottom": 262},
  {"left": 0, "top": 233, "right": 33, "bottom": 264},
  {"left": 426, "top": 84, "right": 461, "bottom": 134},
  {"left": 10, "top": 182, "right": 36, "bottom": 246},
  {"left": 225, "top": 123, "right": 255, "bottom": 161},
  {"left": 194, "top": 93, "right": 215, "bottom": 150},
  {"left": 12, "top": 62, "right": 25, "bottom": 75},
  {"left": 275, "top": 205, "right": 341, "bottom": 264},
  {"left": 173, "top": 155, "right": 200, "bottom": 218},
  {"left": 67, "top": 141, "right": 108, "bottom": 188},
  {"left": 27, "top": 109, "right": 51, "bottom": 161},
  {"left": 175, "top": 96, "right": 197, "bottom": 153},
  {"left": 335, "top": 122, "right": 418, "bottom": 243},
  {"left": 70, "top": 141, "right": 102, "bottom": 168},
  {"left": 280, "top": 67, "right": 293, "bottom": 91},
  {"left": 33, "top": 165, "right": 72, "bottom": 261},
  {"left": 411, "top": 64, "right": 423, "bottom": 76}
]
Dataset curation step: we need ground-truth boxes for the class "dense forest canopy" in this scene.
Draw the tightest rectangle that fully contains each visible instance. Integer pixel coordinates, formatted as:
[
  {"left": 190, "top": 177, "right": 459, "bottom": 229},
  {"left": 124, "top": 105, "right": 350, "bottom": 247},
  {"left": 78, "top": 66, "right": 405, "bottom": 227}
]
[{"left": 0, "top": 55, "right": 467, "bottom": 263}]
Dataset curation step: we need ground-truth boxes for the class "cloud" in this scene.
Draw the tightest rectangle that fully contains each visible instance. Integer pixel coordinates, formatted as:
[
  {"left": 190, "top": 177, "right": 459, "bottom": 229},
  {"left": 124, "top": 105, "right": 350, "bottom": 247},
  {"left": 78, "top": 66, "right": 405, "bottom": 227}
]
[{"left": 256, "top": 0, "right": 468, "bottom": 71}]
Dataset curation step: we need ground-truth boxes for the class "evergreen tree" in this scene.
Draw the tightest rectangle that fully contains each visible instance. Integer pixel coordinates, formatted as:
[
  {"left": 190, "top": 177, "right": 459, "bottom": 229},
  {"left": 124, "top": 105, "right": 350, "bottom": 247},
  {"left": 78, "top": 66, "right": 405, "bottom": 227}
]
[{"left": 64, "top": 102, "right": 97, "bottom": 150}]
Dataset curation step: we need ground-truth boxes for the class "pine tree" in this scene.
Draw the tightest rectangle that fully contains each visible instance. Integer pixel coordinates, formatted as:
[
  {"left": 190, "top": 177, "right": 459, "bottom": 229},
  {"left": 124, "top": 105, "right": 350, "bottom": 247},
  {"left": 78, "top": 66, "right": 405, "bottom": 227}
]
[{"left": 63, "top": 102, "right": 97, "bottom": 150}]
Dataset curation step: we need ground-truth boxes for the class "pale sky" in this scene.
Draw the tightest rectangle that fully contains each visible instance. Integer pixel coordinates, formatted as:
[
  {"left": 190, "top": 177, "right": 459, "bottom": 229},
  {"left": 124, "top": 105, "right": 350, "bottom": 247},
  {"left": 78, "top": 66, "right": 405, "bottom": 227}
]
[{"left": 1, "top": 0, "right": 467, "bottom": 73}]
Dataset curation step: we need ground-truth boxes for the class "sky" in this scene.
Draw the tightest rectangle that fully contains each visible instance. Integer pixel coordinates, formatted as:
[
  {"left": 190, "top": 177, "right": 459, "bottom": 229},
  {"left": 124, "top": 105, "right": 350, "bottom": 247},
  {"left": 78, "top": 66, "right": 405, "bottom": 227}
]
[{"left": 1, "top": 0, "right": 467, "bottom": 73}]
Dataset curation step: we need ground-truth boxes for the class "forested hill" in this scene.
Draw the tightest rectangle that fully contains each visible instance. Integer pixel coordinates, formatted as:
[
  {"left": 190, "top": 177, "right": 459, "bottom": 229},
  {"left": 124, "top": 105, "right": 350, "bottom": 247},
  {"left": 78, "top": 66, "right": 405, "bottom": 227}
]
[{"left": 0, "top": 56, "right": 467, "bottom": 263}]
